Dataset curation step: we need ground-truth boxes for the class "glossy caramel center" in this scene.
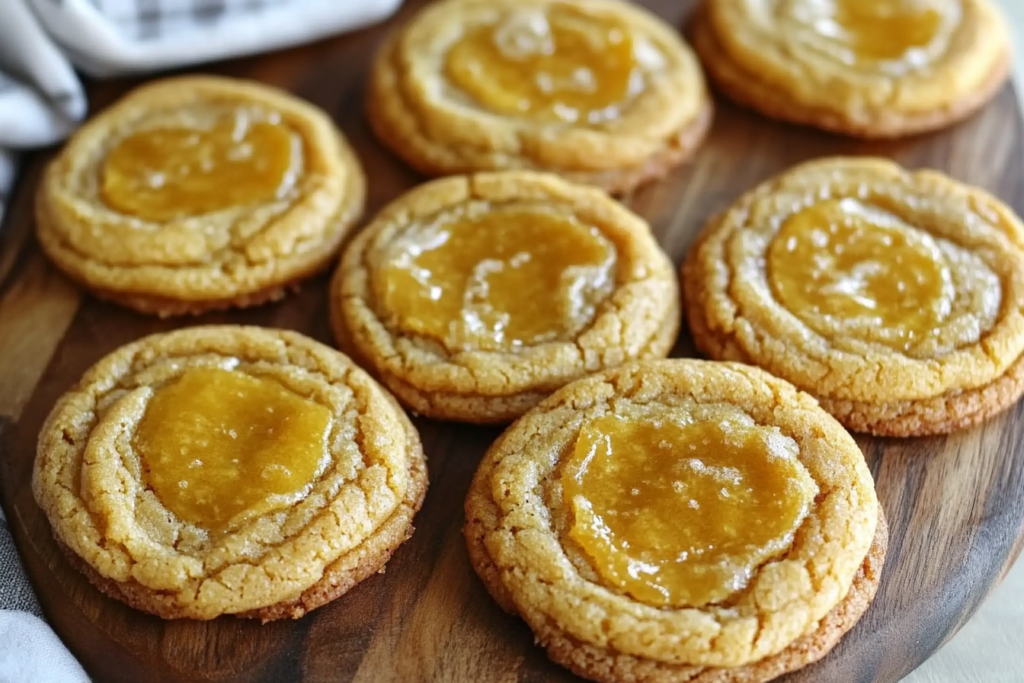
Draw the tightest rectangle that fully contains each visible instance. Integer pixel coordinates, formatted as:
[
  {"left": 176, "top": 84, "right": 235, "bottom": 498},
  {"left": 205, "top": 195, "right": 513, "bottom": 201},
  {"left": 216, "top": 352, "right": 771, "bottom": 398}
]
[
  {"left": 377, "top": 205, "right": 616, "bottom": 351},
  {"left": 101, "top": 111, "right": 298, "bottom": 221},
  {"left": 832, "top": 0, "right": 942, "bottom": 61},
  {"left": 788, "top": 0, "right": 948, "bottom": 67},
  {"left": 768, "top": 198, "right": 955, "bottom": 351},
  {"left": 563, "top": 413, "right": 816, "bottom": 607},
  {"left": 134, "top": 367, "right": 331, "bottom": 533},
  {"left": 446, "top": 7, "right": 641, "bottom": 123}
]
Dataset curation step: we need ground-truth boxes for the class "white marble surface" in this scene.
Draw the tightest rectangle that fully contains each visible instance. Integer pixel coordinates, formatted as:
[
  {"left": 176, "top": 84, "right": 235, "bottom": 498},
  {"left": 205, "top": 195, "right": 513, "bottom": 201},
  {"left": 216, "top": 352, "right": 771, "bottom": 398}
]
[{"left": 901, "top": 1, "right": 1024, "bottom": 681}]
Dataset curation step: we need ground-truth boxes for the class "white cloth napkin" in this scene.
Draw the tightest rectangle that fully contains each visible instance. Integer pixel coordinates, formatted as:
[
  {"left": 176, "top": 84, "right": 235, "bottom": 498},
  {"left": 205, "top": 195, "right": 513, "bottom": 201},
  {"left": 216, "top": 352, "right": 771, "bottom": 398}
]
[
  {"left": 0, "top": 0, "right": 402, "bottom": 224},
  {"left": 0, "top": 508, "right": 89, "bottom": 683},
  {"left": 0, "top": 1, "right": 401, "bottom": 679}
]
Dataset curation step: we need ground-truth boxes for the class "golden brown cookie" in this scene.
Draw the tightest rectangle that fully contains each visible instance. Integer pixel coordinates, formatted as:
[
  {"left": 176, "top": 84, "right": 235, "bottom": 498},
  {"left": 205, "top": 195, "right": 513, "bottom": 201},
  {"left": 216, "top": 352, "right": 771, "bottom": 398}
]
[
  {"left": 37, "top": 76, "right": 365, "bottom": 316},
  {"left": 683, "top": 157, "right": 1024, "bottom": 437},
  {"left": 368, "top": 0, "right": 712, "bottom": 193},
  {"left": 331, "top": 171, "right": 680, "bottom": 423},
  {"left": 465, "top": 359, "right": 884, "bottom": 682},
  {"left": 691, "top": 0, "right": 1010, "bottom": 138},
  {"left": 33, "top": 326, "right": 427, "bottom": 621}
]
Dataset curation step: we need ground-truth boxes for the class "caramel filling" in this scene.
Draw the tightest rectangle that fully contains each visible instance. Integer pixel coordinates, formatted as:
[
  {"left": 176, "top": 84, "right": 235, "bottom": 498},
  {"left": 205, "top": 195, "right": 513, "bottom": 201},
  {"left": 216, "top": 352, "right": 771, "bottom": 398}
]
[
  {"left": 376, "top": 204, "right": 616, "bottom": 351},
  {"left": 134, "top": 367, "right": 331, "bottom": 533},
  {"left": 101, "top": 111, "right": 299, "bottom": 221},
  {"left": 445, "top": 6, "right": 644, "bottom": 123},
  {"left": 788, "top": 0, "right": 949, "bottom": 68},
  {"left": 563, "top": 413, "right": 816, "bottom": 607},
  {"left": 768, "top": 198, "right": 958, "bottom": 351}
]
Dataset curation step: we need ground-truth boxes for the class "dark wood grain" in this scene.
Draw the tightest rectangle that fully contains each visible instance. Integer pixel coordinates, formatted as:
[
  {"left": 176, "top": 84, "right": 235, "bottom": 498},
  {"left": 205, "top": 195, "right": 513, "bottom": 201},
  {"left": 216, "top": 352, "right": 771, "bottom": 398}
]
[{"left": 2, "top": 2, "right": 1024, "bottom": 681}]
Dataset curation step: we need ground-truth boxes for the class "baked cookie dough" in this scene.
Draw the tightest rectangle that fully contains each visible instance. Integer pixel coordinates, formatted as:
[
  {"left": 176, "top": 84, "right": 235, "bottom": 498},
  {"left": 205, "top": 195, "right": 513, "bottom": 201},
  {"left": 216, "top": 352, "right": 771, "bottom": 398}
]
[
  {"left": 684, "top": 157, "right": 1024, "bottom": 436},
  {"left": 33, "top": 326, "right": 426, "bottom": 621},
  {"left": 368, "top": 0, "right": 712, "bottom": 193},
  {"left": 691, "top": 0, "right": 1010, "bottom": 138},
  {"left": 465, "top": 359, "right": 885, "bottom": 682},
  {"left": 37, "top": 76, "right": 366, "bottom": 316},
  {"left": 331, "top": 171, "right": 680, "bottom": 423}
]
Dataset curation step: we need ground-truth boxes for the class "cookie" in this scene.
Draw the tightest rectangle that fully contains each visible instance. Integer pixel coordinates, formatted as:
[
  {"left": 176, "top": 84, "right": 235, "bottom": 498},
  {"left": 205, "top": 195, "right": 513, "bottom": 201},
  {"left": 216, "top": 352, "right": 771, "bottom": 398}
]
[
  {"left": 691, "top": 0, "right": 1010, "bottom": 138},
  {"left": 368, "top": 0, "right": 712, "bottom": 193},
  {"left": 36, "top": 76, "right": 366, "bottom": 316},
  {"left": 683, "top": 157, "right": 1024, "bottom": 437},
  {"left": 33, "top": 326, "right": 427, "bottom": 621},
  {"left": 465, "top": 359, "right": 884, "bottom": 682},
  {"left": 330, "top": 171, "right": 680, "bottom": 423}
]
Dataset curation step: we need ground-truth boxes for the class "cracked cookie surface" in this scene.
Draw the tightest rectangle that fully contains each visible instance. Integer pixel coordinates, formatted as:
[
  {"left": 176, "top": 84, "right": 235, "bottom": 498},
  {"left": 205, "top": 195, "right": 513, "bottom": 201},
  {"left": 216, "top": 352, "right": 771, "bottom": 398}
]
[
  {"left": 33, "top": 326, "right": 427, "bottom": 621},
  {"left": 368, "top": 0, "right": 712, "bottom": 193},
  {"left": 691, "top": 0, "right": 1010, "bottom": 138},
  {"left": 464, "top": 359, "right": 882, "bottom": 681},
  {"left": 683, "top": 157, "right": 1024, "bottom": 436},
  {"left": 330, "top": 171, "right": 680, "bottom": 423},
  {"left": 36, "top": 76, "right": 365, "bottom": 316}
]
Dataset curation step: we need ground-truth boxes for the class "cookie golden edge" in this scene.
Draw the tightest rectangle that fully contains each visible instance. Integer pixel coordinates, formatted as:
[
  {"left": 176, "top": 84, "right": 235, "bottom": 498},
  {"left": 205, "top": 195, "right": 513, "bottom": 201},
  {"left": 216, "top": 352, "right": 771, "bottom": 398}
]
[
  {"left": 689, "top": 4, "right": 1011, "bottom": 139},
  {"left": 32, "top": 326, "right": 427, "bottom": 621},
  {"left": 329, "top": 172, "right": 681, "bottom": 424},
  {"left": 680, "top": 159, "right": 1024, "bottom": 437},
  {"left": 464, "top": 359, "right": 886, "bottom": 681},
  {"left": 35, "top": 75, "right": 367, "bottom": 317},
  {"left": 816, "top": 354, "right": 1024, "bottom": 437},
  {"left": 38, "top": 193, "right": 356, "bottom": 318},
  {"left": 57, "top": 409, "right": 427, "bottom": 623},
  {"left": 366, "top": 1, "right": 714, "bottom": 194},
  {"left": 536, "top": 517, "right": 886, "bottom": 683},
  {"left": 466, "top": 511, "right": 886, "bottom": 683}
]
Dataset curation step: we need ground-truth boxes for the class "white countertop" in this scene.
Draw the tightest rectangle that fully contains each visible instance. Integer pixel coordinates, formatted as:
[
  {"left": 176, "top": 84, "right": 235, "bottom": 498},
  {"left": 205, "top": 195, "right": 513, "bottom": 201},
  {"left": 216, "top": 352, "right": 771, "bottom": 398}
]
[{"left": 901, "top": 2, "right": 1024, "bottom": 681}]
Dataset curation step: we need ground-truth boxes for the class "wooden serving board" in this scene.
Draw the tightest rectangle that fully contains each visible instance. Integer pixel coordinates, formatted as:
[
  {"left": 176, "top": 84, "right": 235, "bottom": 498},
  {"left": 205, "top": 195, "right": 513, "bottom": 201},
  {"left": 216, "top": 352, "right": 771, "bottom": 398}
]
[{"left": 2, "top": 2, "right": 1024, "bottom": 681}]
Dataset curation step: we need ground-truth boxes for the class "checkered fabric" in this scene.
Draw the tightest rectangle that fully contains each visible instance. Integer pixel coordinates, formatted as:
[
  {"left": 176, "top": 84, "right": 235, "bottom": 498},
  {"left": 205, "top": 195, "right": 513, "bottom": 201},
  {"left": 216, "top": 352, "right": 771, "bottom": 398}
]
[{"left": 0, "top": 508, "right": 42, "bottom": 616}]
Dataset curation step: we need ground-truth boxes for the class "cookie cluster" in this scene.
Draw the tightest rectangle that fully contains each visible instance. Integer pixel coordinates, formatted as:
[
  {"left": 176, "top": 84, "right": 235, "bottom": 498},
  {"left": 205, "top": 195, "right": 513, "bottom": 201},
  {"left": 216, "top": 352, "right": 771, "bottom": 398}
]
[{"left": 29, "top": 0, "right": 1020, "bottom": 681}]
